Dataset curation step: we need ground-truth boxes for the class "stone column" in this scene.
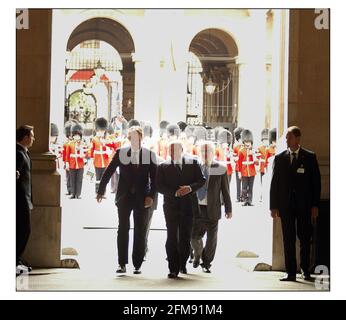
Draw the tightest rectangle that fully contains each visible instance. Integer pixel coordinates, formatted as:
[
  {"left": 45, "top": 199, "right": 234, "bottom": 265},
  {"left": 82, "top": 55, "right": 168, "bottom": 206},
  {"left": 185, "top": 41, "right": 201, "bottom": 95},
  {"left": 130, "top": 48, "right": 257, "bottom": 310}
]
[
  {"left": 133, "top": 55, "right": 161, "bottom": 129},
  {"left": 17, "top": 9, "right": 62, "bottom": 267}
]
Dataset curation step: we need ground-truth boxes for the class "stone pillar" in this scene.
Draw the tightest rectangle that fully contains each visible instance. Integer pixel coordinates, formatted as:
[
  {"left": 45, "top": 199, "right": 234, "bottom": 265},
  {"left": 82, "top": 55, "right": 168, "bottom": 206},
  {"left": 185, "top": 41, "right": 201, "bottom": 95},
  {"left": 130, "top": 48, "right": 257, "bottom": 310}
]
[
  {"left": 272, "top": 9, "right": 330, "bottom": 271},
  {"left": 133, "top": 56, "right": 161, "bottom": 129},
  {"left": 17, "top": 9, "right": 62, "bottom": 267}
]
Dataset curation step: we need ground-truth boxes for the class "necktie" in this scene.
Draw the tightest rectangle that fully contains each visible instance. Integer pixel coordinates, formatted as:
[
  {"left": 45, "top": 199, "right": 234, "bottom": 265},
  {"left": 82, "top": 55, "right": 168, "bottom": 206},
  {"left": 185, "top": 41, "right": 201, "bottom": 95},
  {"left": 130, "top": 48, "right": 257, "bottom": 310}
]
[
  {"left": 175, "top": 163, "right": 182, "bottom": 172},
  {"left": 197, "top": 166, "right": 209, "bottom": 201},
  {"left": 291, "top": 152, "right": 297, "bottom": 169}
]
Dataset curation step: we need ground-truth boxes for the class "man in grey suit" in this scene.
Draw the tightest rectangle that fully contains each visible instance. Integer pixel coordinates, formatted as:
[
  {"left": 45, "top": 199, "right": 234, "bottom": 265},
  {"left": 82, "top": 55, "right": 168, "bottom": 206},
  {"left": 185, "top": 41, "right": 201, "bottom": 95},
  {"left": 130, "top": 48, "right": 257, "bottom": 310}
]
[{"left": 191, "top": 141, "right": 232, "bottom": 273}]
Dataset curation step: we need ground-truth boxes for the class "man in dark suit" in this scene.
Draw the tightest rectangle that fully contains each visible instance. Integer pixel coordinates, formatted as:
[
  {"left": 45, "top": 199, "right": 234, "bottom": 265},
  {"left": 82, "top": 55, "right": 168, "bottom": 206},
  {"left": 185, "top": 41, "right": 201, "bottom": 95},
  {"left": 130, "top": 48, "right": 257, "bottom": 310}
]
[
  {"left": 192, "top": 141, "right": 232, "bottom": 273},
  {"left": 270, "top": 126, "right": 321, "bottom": 281},
  {"left": 97, "top": 126, "right": 157, "bottom": 275},
  {"left": 156, "top": 141, "right": 206, "bottom": 279},
  {"left": 16, "top": 125, "right": 35, "bottom": 275}
]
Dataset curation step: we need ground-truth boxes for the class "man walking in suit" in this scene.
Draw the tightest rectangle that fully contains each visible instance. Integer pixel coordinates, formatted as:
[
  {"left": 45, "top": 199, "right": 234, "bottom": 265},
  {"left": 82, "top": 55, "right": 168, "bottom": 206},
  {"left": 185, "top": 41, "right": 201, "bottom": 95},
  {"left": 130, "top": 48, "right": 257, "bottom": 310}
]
[
  {"left": 270, "top": 126, "right": 321, "bottom": 281},
  {"left": 16, "top": 125, "right": 35, "bottom": 275},
  {"left": 97, "top": 126, "right": 157, "bottom": 275},
  {"left": 156, "top": 141, "right": 206, "bottom": 279},
  {"left": 192, "top": 141, "right": 232, "bottom": 273}
]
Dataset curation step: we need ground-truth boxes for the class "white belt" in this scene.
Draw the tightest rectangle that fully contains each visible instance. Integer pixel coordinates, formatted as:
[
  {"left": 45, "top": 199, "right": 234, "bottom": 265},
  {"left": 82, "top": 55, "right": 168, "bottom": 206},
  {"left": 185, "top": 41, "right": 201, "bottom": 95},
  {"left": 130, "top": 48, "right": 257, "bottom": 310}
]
[
  {"left": 94, "top": 150, "right": 107, "bottom": 155},
  {"left": 259, "top": 159, "right": 266, "bottom": 163},
  {"left": 242, "top": 161, "right": 254, "bottom": 165},
  {"left": 70, "top": 154, "right": 84, "bottom": 158},
  {"left": 233, "top": 156, "right": 239, "bottom": 161}
]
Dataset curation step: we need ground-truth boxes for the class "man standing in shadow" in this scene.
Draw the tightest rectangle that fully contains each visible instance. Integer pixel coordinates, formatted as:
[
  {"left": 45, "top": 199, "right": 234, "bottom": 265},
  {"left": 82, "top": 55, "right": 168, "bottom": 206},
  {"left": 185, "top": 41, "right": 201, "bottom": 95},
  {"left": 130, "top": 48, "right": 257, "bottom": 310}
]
[
  {"left": 16, "top": 125, "right": 35, "bottom": 275},
  {"left": 270, "top": 126, "right": 321, "bottom": 281},
  {"left": 97, "top": 126, "right": 157, "bottom": 275},
  {"left": 157, "top": 140, "right": 206, "bottom": 279}
]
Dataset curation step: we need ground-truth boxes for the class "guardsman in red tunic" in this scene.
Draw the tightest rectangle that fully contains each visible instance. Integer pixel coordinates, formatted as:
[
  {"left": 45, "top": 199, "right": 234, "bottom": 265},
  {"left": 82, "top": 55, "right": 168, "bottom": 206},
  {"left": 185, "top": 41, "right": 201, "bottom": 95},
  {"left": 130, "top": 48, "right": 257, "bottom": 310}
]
[
  {"left": 233, "top": 127, "right": 244, "bottom": 202},
  {"left": 62, "top": 121, "right": 75, "bottom": 196},
  {"left": 66, "top": 124, "right": 86, "bottom": 199},
  {"left": 157, "top": 120, "right": 170, "bottom": 160},
  {"left": 90, "top": 117, "right": 111, "bottom": 194},
  {"left": 216, "top": 129, "right": 233, "bottom": 183},
  {"left": 265, "top": 128, "right": 277, "bottom": 169},
  {"left": 183, "top": 126, "right": 195, "bottom": 156},
  {"left": 256, "top": 128, "right": 269, "bottom": 201},
  {"left": 238, "top": 129, "right": 258, "bottom": 206},
  {"left": 193, "top": 126, "right": 207, "bottom": 157},
  {"left": 105, "top": 125, "right": 122, "bottom": 194}
]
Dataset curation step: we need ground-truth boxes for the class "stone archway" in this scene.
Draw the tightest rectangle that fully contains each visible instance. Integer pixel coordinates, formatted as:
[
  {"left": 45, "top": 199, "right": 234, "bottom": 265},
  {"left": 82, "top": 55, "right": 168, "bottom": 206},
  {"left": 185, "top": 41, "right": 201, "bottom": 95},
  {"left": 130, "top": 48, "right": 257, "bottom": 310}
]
[
  {"left": 66, "top": 18, "right": 136, "bottom": 121},
  {"left": 188, "top": 28, "right": 239, "bottom": 130}
]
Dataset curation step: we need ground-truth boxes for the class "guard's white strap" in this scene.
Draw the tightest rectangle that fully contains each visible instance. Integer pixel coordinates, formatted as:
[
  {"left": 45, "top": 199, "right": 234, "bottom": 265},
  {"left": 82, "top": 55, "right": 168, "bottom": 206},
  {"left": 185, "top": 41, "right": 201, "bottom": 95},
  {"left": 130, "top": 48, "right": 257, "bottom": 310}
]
[{"left": 242, "top": 161, "right": 254, "bottom": 165}]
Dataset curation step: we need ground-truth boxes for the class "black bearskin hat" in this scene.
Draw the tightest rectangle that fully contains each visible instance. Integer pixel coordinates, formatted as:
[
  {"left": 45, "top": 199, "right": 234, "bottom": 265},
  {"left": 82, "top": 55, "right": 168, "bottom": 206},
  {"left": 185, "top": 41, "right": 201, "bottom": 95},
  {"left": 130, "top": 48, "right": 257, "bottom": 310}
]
[
  {"left": 269, "top": 128, "right": 277, "bottom": 145},
  {"left": 217, "top": 129, "right": 233, "bottom": 145},
  {"left": 71, "top": 123, "right": 83, "bottom": 137},
  {"left": 177, "top": 121, "right": 187, "bottom": 132},
  {"left": 233, "top": 127, "right": 244, "bottom": 141},
  {"left": 143, "top": 123, "right": 153, "bottom": 138},
  {"left": 64, "top": 120, "right": 77, "bottom": 138},
  {"left": 261, "top": 128, "right": 269, "bottom": 141},
  {"left": 95, "top": 117, "right": 108, "bottom": 131},
  {"left": 166, "top": 124, "right": 180, "bottom": 138},
  {"left": 194, "top": 126, "right": 207, "bottom": 141},
  {"left": 241, "top": 129, "right": 253, "bottom": 144},
  {"left": 128, "top": 119, "right": 140, "bottom": 128}
]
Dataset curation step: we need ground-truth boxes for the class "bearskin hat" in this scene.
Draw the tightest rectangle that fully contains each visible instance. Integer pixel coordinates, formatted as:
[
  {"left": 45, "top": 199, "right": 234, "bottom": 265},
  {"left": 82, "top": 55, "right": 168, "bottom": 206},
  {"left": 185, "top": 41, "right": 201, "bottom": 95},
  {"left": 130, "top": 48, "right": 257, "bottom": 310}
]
[
  {"left": 128, "top": 119, "right": 140, "bottom": 128},
  {"left": 194, "top": 126, "right": 207, "bottom": 141},
  {"left": 217, "top": 129, "right": 233, "bottom": 145},
  {"left": 50, "top": 123, "right": 59, "bottom": 137},
  {"left": 95, "top": 117, "right": 108, "bottom": 131},
  {"left": 71, "top": 123, "right": 83, "bottom": 137},
  {"left": 64, "top": 120, "right": 77, "bottom": 137},
  {"left": 166, "top": 124, "right": 180, "bottom": 138},
  {"left": 269, "top": 128, "right": 277, "bottom": 145},
  {"left": 177, "top": 121, "right": 187, "bottom": 132},
  {"left": 185, "top": 125, "right": 194, "bottom": 139},
  {"left": 143, "top": 123, "right": 153, "bottom": 138},
  {"left": 233, "top": 127, "right": 244, "bottom": 141},
  {"left": 261, "top": 128, "right": 269, "bottom": 141},
  {"left": 241, "top": 129, "right": 253, "bottom": 144}
]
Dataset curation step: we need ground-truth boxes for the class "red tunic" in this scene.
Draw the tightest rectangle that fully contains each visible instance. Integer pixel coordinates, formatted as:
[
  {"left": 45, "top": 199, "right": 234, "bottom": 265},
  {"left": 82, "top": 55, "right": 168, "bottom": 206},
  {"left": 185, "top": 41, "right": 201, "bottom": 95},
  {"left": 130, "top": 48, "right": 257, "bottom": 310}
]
[
  {"left": 256, "top": 145, "right": 267, "bottom": 174},
  {"left": 238, "top": 147, "right": 258, "bottom": 177},
  {"left": 233, "top": 143, "right": 242, "bottom": 172},
  {"left": 90, "top": 137, "right": 110, "bottom": 168},
  {"left": 66, "top": 141, "right": 86, "bottom": 169}
]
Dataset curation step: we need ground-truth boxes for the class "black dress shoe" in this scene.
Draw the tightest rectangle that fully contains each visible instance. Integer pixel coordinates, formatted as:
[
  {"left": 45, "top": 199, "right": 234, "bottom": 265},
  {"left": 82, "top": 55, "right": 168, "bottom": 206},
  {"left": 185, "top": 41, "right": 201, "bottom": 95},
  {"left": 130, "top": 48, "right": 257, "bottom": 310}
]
[
  {"left": 301, "top": 271, "right": 312, "bottom": 281},
  {"left": 133, "top": 268, "right": 141, "bottom": 275},
  {"left": 116, "top": 265, "right": 126, "bottom": 274},
  {"left": 193, "top": 260, "right": 200, "bottom": 268},
  {"left": 69, "top": 195, "right": 76, "bottom": 199},
  {"left": 168, "top": 272, "right": 178, "bottom": 279},
  {"left": 180, "top": 267, "right": 187, "bottom": 274},
  {"left": 242, "top": 202, "right": 248, "bottom": 207},
  {"left": 65, "top": 192, "right": 71, "bottom": 196},
  {"left": 201, "top": 264, "right": 211, "bottom": 273},
  {"left": 280, "top": 274, "right": 296, "bottom": 281},
  {"left": 18, "top": 259, "right": 32, "bottom": 272}
]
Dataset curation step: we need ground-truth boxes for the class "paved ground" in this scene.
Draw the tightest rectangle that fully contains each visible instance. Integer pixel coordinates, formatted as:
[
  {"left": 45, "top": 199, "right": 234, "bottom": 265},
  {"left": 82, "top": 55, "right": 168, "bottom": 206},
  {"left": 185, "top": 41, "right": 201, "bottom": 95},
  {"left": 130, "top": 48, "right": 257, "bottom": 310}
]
[{"left": 16, "top": 169, "right": 329, "bottom": 291}]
